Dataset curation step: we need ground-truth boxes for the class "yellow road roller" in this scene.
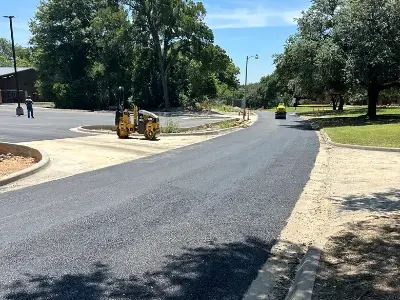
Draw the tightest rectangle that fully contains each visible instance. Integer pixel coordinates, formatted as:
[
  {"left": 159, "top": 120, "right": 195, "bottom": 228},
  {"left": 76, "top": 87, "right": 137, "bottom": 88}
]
[
  {"left": 117, "top": 106, "right": 160, "bottom": 140},
  {"left": 275, "top": 103, "right": 287, "bottom": 119}
]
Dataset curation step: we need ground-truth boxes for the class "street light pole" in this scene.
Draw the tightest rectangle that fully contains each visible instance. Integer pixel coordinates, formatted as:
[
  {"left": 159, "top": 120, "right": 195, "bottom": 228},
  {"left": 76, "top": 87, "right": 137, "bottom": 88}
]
[
  {"left": 244, "top": 56, "right": 249, "bottom": 110},
  {"left": 243, "top": 54, "right": 258, "bottom": 119},
  {"left": 4, "top": 15, "right": 24, "bottom": 116}
]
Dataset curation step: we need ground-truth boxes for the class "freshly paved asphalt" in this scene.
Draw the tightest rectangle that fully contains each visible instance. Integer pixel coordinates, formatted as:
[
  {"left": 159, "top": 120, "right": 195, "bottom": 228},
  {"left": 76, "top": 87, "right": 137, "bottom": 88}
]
[
  {"left": 0, "top": 104, "right": 227, "bottom": 143},
  {"left": 0, "top": 112, "right": 319, "bottom": 300}
]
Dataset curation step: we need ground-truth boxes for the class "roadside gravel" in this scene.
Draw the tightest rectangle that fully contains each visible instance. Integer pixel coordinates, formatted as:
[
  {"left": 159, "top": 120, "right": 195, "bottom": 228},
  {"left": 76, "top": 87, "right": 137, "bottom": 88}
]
[
  {"left": 0, "top": 154, "right": 36, "bottom": 177},
  {"left": 263, "top": 130, "right": 400, "bottom": 298}
]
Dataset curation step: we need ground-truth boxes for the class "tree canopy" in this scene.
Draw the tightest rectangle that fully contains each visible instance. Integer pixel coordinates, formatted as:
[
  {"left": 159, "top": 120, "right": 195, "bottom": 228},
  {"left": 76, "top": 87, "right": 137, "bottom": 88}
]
[
  {"left": 29, "top": 0, "right": 239, "bottom": 110},
  {"left": 0, "top": 38, "right": 33, "bottom": 67},
  {"left": 274, "top": 0, "right": 400, "bottom": 118}
]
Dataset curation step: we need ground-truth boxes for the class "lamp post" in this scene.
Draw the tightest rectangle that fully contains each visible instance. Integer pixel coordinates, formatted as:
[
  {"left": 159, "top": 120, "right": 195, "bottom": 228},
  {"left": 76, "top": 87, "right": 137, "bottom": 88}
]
[
  {"left": 3, "top": 15, "right": 24, "bottom": 116},
  {"left": 243, "top": 54, "right": 258, "bottom": 119}
]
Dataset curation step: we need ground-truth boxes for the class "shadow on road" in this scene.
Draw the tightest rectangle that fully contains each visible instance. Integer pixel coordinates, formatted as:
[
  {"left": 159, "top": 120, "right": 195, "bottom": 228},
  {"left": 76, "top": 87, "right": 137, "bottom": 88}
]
[
  {"left": 3, "top": 237, "right": 272, "bottom": 300},
  {"left": 332, "top": 189, "right": 400, "bottom": 213},
  {"left": 279, "top": 120, "right": 318, "bottom": 131}
]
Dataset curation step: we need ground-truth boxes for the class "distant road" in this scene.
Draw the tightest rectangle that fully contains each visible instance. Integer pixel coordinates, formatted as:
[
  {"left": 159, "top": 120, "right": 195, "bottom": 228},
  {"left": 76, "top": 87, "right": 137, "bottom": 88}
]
[
  {"left": 0, "top": 104, "right": 227, "bottom": 142},
  {"left": 0, "top": 111, "right": 319, "bottom": 299}
]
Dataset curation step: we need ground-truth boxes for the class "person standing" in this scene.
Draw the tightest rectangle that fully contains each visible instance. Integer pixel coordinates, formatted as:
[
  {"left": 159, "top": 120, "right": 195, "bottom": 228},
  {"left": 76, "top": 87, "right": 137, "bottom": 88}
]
[{"left": 26, "top": 96, "right": 34, "bottom": 118}]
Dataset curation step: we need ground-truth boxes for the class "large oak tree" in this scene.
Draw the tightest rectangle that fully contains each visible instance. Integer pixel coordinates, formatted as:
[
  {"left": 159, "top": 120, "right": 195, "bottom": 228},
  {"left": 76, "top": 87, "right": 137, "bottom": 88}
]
[{"left": 125, "top": 0, "right": 214, "bottom": 108}]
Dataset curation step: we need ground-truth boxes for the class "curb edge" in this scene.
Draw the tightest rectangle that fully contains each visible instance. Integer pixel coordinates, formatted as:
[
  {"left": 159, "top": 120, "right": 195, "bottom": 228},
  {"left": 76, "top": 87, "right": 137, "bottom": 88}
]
[
  {"left": 284, "top": 245, "right": 322, "bottom": 300},
  {"left": 0, "top": 144, "right": 50, "bottom": 187}
]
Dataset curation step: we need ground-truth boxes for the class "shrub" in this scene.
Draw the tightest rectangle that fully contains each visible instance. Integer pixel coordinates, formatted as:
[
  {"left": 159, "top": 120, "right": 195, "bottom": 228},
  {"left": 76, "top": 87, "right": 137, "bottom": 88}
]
[{"left": 162, "top": 120, "right": 180, "bottom": 133}]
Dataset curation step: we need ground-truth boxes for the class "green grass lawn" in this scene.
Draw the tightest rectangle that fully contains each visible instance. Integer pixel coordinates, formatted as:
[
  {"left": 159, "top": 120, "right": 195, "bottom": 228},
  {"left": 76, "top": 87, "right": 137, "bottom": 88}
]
[
  {"left": 307, "top": 107, "right": 400, "bottom": 148},
  {"left": 264, "top": 105, "right": 332, "bottom": 113},
  {"left": 262, "top": 104, "right": 400, "bottom": 147},
  {"left": 34, "top": 102, "right": 55, "bottom": 107},
  {"left": 324, "top": 124, "right": 400, "bottom": 148},
  {"left": 299, "top": 106, "right": 400, "bottom": 117}
]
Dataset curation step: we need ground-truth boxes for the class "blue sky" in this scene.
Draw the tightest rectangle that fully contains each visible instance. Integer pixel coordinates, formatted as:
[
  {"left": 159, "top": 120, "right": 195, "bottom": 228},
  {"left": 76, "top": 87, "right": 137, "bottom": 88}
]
[{"left": 0, "top": 0, "right": 312, "bottom": 83}]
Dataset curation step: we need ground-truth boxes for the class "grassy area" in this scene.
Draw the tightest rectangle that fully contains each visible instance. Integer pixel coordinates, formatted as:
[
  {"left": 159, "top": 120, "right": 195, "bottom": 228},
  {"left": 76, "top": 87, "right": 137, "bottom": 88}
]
[
  {"left": 324, "top": 123, "right": 400, "bottom": 148},
  {"left": 305, "top": 107, "right": 400, "bottom": 148},
  {"left": 212, "top": 105, "right": 241, "bottom": 113},
  {"left": 34, "top": 102, "right": 55, "bottom": 107},
  {"left": 264, "top": 105, "right": 332, "bottom": 113},
  {"left": 299, "top": 106, "right": 400, "bottom": 117},
  {"left": 217, "top": 119, "right": 242, "bottom": 129}
]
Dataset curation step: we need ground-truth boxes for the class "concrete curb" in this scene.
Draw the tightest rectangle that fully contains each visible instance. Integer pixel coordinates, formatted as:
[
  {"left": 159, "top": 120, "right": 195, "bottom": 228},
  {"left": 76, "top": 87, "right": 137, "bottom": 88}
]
[
  {"left": 299, "top": 116, "right": 400, "bottom": 153},
  {"left": 0, "top": 143, "right": 50, "bottom": 187},
  {"left": 73, "top": 125, "right": 246, "bottom": 136},
  {"left": 285, "top": 245, "right": 322, "bottom": 300},
  {"left": 78, "top": 118, "right": 238, "bottom": 133},
  {"left": 72, "top": 117, "right": 254, "bottom": 137}
]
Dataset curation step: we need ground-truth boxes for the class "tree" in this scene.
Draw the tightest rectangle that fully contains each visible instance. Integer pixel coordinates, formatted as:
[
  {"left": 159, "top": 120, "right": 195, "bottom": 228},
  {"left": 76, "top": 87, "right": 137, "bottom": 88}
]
[
  {"left": 125, "top": 0, "right": 214, "bottom": 108},
  {"left": 90, "top": 4, "right": 133, "bottom": 108},
  {"left": 0, "top": 37, "right": 33, "bottom": 67},
  {"left": 277, "top": 0, "right": 400, "bottom": 118},
  {"left": 184, "top": 44, "right": 239, "bottom": 104},
  {"left": 257, "top": 72, "right": 284, "bottom": 108},
  {"left": 334, "top": 0, "right": 400, "bottom": 118},
  {"left": 30, "top": 0, "right": 131, "bottom": 109},
  {"left": 275, "top": 0, "right": 346, "bottom": 111}
]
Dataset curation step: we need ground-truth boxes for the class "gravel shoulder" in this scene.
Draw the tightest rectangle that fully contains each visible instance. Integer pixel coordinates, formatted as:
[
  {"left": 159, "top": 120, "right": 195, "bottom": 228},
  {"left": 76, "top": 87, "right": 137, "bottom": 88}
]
[{"left": 261, "top": 131, "right": 400, "bottom": 298}]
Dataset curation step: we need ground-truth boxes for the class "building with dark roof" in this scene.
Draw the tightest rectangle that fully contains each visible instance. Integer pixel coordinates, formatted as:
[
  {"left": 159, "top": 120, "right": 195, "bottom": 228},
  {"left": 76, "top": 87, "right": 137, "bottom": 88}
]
[{"left": 0, "top": 67, "right": 38, "bottom": 104}]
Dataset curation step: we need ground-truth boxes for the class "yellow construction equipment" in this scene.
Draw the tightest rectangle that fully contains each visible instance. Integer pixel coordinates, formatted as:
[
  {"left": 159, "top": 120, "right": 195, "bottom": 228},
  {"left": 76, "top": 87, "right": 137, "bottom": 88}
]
[
  {"left": 275, "top": 103, "right": 287, "bottom": 119},
  {"left": 117, "top": 106, "right": 160, "bottom": 140}
]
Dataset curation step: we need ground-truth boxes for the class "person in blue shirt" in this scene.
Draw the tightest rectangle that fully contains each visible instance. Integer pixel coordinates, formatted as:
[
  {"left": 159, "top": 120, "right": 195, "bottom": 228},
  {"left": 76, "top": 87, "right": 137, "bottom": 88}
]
[{"left": 25, "top": 96, "right": 34, "bottom": 118}]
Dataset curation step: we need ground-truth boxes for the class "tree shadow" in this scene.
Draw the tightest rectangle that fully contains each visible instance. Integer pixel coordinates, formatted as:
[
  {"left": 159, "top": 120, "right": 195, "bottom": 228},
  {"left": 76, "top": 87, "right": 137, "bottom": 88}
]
[
  {"left": 279, "top": 120, "right": 319, "bottom": 131},
  {"left": 313, "top": 216, "right": 400, "bottom": 300},
  {"left": 308, "top": 114, "right": 400, "bottom": 129},
  {"left": 332, "top": 189, "right": 400, "bottom": 213},
  {"left": 297, "top": 108, "right": 367, "bottom": 117},
  {"left": 3, "top": 237, "right": 273, "bottom": 300},
  {"left": 126, "top": 136, "right": 161, "bottom": 141}
]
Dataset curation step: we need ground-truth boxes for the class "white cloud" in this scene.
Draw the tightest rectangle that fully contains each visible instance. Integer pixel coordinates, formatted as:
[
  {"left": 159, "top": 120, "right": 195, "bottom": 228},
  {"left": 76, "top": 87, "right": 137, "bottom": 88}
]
[{"left": 205, "top": 5, "right": 304, "bottom": 29}]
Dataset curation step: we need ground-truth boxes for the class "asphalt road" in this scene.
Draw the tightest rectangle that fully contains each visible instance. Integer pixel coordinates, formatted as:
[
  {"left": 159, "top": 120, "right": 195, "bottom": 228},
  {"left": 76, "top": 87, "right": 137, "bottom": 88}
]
[
  {"left": 0, "top": 104, "right": 227, "bottom": 143},
  {"left": 0, "top": 112, "right": 319, "bottom": 300}
]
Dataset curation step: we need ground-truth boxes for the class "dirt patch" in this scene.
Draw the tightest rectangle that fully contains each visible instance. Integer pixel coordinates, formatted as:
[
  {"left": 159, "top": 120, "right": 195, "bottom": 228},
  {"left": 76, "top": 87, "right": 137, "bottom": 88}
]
[
  {"left": 313, "top": 215, "right": 400, "bottom": 300},
  {"left": 261, "top": 131, "right": 400, "bottom": 298},
  {"left": 0, "top": 153, "right": 36, "bottom": 177}
]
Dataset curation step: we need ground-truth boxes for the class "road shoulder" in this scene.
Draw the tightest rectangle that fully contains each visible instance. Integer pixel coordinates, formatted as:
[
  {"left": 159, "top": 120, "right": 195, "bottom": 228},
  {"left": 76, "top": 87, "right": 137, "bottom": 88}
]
[{"left": 245, "top": 128, "right": 400, "bottom": 299}]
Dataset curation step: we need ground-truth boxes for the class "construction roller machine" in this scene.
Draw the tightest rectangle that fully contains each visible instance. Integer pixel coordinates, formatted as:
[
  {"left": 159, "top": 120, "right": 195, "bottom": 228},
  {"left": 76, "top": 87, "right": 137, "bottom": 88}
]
[{"left": 117, "top": 106, "right": 160, "bottom": 140}]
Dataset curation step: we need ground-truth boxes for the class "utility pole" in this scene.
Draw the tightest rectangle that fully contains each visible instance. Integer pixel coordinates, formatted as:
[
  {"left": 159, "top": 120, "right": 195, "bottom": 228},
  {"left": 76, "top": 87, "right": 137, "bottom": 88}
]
[
  {"left": 4, "top": 15, "right": 24, "bottom": 116},
  {"left": 243, "top": 54, "right": 259, "bottom": 119}
]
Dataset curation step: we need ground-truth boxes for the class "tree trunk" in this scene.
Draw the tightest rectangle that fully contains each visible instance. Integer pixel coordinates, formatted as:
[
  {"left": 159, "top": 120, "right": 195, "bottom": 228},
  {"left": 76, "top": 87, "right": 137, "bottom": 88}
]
[
  {"left": 367, "top": 85, "right": 379, "bottom": 119},
  {"left": 157, "top": 53, "right": 171, "bottom": 109},
  {"left": 332, "top": 96, "right": 337, "bottom": 110},
  {"left": 161, "top": 71, "right": 170, "bottom": 109},
  {"left": 338, "top": 94, "right": 344, "bottom": 111}
]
